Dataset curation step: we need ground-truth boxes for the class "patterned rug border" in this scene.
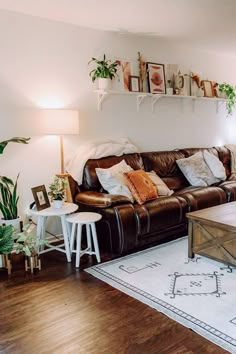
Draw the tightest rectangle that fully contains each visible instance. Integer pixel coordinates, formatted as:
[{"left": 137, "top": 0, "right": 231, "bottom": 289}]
[{"left": 85, "top": 237, "right": 235, "bottom": 353}]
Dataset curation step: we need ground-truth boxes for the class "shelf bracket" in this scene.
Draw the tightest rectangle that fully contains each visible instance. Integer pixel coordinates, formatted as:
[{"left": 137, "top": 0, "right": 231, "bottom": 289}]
[
  {"left": 151, "top": 95, "right": 162, "bottom": 112},
  {"left": 97, "top": 91, "right": 108, "bottom": 111},
  {"left": 137, "top": 95, "right": 147, "bottom": 111}
]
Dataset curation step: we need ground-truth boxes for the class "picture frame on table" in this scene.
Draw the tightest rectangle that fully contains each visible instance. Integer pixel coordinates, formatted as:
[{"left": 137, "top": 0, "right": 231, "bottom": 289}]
[
  {"left": 146, "top": 62, "right": 166, "bottom": 94},
  {"left": 201, "top": 80, "right": 214, "bottom": 97},
  {"left": 31, "top": 185, "right": 50, "bottom": 211},
  {"left": 129, "top": 76, "right": 140, "bottom": 92}
]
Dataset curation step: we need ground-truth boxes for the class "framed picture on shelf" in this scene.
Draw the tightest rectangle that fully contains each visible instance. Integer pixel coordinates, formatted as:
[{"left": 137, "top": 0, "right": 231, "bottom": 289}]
[
  {"left": 115, "top": 59, "right": 132, "bottom": 91},
  {"left": 31, "top": 185, "right": 50, "bottom": 211},
  {"left": 201, "top": 80, "right": 214, "bottom": 97},
  {"left": 146, "top": 62, "right": 166, "bottom": 94},
  {"left": 129, "top": 76, "right": 140, "bottom": 92}
]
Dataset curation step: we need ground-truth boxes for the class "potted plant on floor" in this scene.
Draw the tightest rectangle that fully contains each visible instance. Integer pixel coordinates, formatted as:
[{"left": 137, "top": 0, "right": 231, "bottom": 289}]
[
  {"left": 15, "top": 223, "right": 47, "bottom": 273},
  {"left": 0, "top": 224, "right": 14, "bottom": 273},
  {"left": 217, "top": 82, "right": 236, "bottom": 115},
  {"left": 0, "top": 174, "right": 21, "bottom": 231},
  {"left": 48, "top": 176, "right": 68, "bottom": 209},
  {"left": 88, "top": 54, "right": 118, "bottom": 90}
]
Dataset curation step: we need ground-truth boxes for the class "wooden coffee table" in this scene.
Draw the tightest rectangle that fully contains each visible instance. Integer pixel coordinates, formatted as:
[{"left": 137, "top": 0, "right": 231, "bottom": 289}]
[{"left": 187, "top": 202, "right": 236, "bottom": 266}]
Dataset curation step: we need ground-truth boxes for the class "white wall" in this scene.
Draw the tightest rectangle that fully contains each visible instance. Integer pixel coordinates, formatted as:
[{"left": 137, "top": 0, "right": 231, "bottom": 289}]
[{"left": 0, "top": 9, "right": 236, "bottom": 218}]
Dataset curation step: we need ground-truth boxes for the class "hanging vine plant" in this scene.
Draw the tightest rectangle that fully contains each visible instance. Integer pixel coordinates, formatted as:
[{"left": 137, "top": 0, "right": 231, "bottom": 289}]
[{"left": 217, "top": 82, "right": 236, "bottom": 115}]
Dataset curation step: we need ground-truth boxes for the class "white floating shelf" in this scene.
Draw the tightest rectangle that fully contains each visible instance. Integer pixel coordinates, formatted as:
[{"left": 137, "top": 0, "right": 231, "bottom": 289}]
[{"left": 94, "top": 90, "right": 226, "bottom": 112}]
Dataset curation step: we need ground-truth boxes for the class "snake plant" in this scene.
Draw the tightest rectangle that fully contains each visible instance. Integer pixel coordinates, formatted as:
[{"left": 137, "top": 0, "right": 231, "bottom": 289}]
[{"left": 0, "top": 174, "right": 19, "bottom": 220}]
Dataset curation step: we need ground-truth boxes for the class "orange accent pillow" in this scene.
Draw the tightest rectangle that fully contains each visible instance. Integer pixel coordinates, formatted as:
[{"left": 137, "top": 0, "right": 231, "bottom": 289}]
[{"left": 123, "top": 170, "right": 158, "bottom": 205}]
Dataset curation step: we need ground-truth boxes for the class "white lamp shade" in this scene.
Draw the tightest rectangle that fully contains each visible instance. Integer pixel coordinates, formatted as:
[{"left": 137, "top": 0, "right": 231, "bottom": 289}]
[{"left": 40, "top": 109, "right": 79, "bottom": 135}]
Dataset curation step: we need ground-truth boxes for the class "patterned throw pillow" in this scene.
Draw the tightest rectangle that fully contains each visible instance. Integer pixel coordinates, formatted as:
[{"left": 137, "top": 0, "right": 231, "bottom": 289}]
[
  {"left": 95, "top": 160, "right": 134, "bottom": 201},
  {"left": 123, "top": 170, "right": 158, "bottom": 205},
  {"left": 146, "top": 171, "right": 174, "bottom": 196},
  {"left": 176, "top": 151, "right": 220, "bottom": 186}
]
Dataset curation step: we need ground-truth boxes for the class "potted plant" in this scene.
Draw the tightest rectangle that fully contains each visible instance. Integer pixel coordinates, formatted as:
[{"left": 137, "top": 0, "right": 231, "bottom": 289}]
[
  {"left": 88, "top": 54, "right": 118, "bottom": 90},
  {"left": 0, "top": 224, "right": 14, "bottom": 272},
  {"left": 217, "top": 82, "right": 236, "bottom": 115},
  {"left": 15, "top": 224, "right": 47, "bottom": 273},
  {"left": 48, "top": 176, "right": 68, "bottom": 209}
]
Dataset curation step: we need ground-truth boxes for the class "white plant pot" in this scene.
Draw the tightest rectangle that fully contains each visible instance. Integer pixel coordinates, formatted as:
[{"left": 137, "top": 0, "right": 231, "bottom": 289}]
[
  {"left": 0, "top": 217, "right": 21, "bottom": 232},
  {"left": 97, "top": 78, "right": 112, "bottom": 90},
  {"left": 166, "top": 88, "right": 173, "bottom": 95},
  {"left": 53, "top": 200, "right": 63, "bottom": 209}
]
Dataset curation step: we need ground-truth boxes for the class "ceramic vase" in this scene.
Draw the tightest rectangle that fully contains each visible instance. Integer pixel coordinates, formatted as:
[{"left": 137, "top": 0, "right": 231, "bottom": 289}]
[
  {"left": 53, "top": 200, "right": 63, "bottom": 209},
  {"left": 97, "top": 78, "right": 112, "bottom": 90}
]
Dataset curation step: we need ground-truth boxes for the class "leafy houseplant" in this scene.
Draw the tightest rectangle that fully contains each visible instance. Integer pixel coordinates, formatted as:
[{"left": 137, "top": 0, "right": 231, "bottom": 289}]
[
  {"left": 217, "top": 82, "right": 236, "bottom": 115},
  {"left": 88, "top": 54, "right": 118, "bottom": 89},
  {"left": 0, "top": 174, "right": 19, "bottom": 220},
  {"left": 48, "top": 176, "right": 68, "bottom": 201},
  {"left": 0, "top": 224, "right": 14, "bottom": 254},
  {"left": 0, "top": 137, "right": 29, "bottom": 222}
]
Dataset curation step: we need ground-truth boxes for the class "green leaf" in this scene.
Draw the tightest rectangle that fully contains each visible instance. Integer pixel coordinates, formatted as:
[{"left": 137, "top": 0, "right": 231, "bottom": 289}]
[{"left": 0, "top": 137, "right": 30, "bottom": 154}]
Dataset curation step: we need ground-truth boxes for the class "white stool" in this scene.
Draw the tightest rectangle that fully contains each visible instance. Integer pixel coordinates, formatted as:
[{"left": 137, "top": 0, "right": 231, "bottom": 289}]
[{"left": 66, "top": 212, "right": 102, "bottom": 268}]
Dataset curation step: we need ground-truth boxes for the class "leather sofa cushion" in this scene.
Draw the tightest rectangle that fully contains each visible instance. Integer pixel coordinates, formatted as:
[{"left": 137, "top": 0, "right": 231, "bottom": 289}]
[{"left": 141, "top": 151, "right": 189, "bottom": 191}]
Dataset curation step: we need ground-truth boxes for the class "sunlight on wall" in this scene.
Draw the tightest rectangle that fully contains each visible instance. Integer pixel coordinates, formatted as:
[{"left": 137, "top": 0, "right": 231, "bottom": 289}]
[{"left": 36, "top": 96, "right": 66, "bottom": 109}]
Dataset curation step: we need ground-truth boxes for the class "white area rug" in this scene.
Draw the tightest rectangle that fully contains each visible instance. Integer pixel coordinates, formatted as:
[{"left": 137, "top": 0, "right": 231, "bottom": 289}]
[{"left": 86, "top": 237, "right": 236, "bottom": 353}]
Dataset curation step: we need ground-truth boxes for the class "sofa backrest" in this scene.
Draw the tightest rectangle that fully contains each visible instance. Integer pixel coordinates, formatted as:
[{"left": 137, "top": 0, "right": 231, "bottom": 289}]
[
  {"left": 141, "top": 151, "right": 189, "bottom": 190},
  {"left": 82, "top": 153, "right": 144, "bottom": 191}
]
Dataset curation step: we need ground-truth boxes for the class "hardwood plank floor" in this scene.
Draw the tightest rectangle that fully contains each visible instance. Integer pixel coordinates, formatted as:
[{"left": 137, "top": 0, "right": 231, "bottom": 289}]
[{"left": 0, "top": 252, "right": 229, "bottom": 354}]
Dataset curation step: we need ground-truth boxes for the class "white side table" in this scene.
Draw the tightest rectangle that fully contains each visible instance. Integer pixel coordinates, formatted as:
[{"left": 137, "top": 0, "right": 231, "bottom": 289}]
[
  {"left": 66, "top": 212, "right": 102, "bottom": 268},
  {"left": 31, "top": 202, "right": 78, "bottom": 262}
]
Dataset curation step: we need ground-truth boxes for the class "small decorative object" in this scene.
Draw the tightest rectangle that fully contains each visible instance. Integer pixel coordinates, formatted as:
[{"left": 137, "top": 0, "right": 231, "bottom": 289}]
[
  {"left": 138, "top": 52, "right": 146, "bottom": 92},
  {"left": 165, "top": 64, "right": 177, "bottom": 92},
  {"left": 88, "top": 54, "right": 118, "bottom": 90},
  {"left": 189, "top": 72, "right": 202, "bottom": 96},
  {"left": 15, "top": 224, "right": 45, "bottom": 274},
  {"left": 129, "top": 75, "right": 140, "bottom": 92},
  {"left": 166, "top": 79, "right": 173, "bottom": 95},
  {"left": 174, "top": 72, "right": 184, "bottom": 94},
  {"left": 31, "top": 185, "right": 50, "bottom": 211},
  {"left": 217, "top": 82, "right": 236, "bottom": 115},
  {"left": 201, "top": 80, "right": 214, "bottom": 97},
  {"left": 146, "top": 62, "right": 166, "bottom": 94},
  {"left": 48, "top": 176, "right": 68, "bottom": 208}
]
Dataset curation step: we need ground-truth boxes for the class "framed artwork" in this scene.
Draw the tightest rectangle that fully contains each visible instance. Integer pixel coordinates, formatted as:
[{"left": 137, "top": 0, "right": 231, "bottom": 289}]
[
  {"left": 115, "top": 60, "right": 132, "bottom": 91},
  {"left": 31, "top": 185, "right": 50, "bottom": 211},
  {"left": 201, "top": 80, "right": 214, "bottom": 97},
  {"left": 146, "top": 62, "right": 166, "bottom": 94},
  {"left": 129, "top": 76, "right": 140, "bottom": 92}
]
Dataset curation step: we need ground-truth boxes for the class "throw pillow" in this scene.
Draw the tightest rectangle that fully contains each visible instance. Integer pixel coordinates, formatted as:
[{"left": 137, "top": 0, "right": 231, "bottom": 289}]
[
  {"left": 203, "top": 151, "right": 226, "bottom": 180},
  {"left": 146, "top": 171, "right": 174, "bottom": 196},
  {"left": 123, "top": 170, "right": 158, "bottom": 205},
  {"left": 95, "top": 160, "right": 134, "bottom": 201},
  {"left": 176, "top": 151, "right": 220, "bottom": 186}
]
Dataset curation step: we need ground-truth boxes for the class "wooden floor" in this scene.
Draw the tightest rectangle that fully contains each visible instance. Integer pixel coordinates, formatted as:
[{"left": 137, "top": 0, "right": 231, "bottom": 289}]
[{"left": 0, "top": 252, "right": 229, "bottom": 354}]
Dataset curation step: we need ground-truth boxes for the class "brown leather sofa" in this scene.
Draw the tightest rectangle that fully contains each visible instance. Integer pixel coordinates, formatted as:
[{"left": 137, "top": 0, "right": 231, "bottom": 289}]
[{"left": 71, "top": 146, "right": 236, "bottom": 257}]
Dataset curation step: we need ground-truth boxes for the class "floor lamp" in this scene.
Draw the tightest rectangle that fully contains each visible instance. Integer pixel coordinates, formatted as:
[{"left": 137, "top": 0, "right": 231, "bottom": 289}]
[{"left": 40, "top": 109, "right": 79, "bottom": 201}]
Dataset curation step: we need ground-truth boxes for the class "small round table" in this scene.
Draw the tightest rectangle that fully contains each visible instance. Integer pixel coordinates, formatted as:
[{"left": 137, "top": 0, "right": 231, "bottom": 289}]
[{"left": 31, "top": 202, "right": 78, "bottom": 262}]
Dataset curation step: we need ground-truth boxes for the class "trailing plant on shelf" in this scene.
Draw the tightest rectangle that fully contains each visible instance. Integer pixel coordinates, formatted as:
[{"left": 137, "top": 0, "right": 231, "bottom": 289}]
[
  {"left": 48, "top": 176, "right": 68, "bottom": 201},
  {"left": 217, "top": 82, "right": 236, "bottom": 115},
  {"left": 88, "top": 54, "right": 118, "bottom": 83}
]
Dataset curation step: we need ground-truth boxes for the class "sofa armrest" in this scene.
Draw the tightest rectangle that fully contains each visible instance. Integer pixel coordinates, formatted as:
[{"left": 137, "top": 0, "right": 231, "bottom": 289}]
[{"left": 75, "top": 191, "right": 131, "bottom": 208}]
